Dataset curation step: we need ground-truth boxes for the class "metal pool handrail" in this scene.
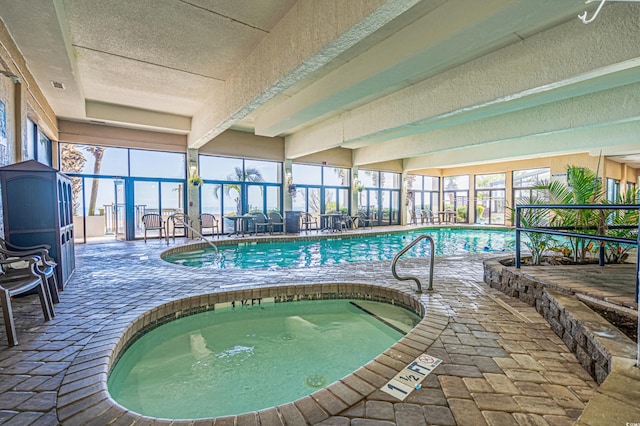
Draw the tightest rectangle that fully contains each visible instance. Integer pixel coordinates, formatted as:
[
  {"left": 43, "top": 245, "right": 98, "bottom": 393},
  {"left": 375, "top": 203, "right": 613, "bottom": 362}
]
[
  {"left": 170, "top": 218, "right": 220, "bottom": 256},
  {"left": 391, "top": 234, "right": 435, "bottom": 293}
]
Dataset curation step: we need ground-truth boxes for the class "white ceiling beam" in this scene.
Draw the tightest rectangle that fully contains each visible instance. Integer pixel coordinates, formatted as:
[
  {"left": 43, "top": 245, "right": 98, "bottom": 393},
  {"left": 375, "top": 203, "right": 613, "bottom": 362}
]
[
  {"left": 353, "top": 81, "right": 640, "bottom": 166},
  {"left": 403, "top": 119, "right": 640, "bottom": 170},
  {"left": 285, "top": 4, "right": 640, "bottom": 160},
  {"left": 188, "top": 0, "right": 423, "bottom": 149}
]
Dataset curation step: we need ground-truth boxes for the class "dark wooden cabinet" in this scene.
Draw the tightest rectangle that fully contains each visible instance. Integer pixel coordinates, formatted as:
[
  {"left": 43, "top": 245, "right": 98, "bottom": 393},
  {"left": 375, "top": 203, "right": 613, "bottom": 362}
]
[{"left": 0, "top": 160, "right": 75, "bottom": 288}]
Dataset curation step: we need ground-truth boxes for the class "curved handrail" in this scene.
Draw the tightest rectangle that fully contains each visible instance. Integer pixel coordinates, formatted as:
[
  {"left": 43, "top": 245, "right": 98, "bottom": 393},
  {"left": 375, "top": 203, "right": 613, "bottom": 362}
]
[
  {"left": 391, "top": 234, "right": 435, "bottom": 293},
  {"left": 169, "top": 217, "right": 220, "bottom": 256}
]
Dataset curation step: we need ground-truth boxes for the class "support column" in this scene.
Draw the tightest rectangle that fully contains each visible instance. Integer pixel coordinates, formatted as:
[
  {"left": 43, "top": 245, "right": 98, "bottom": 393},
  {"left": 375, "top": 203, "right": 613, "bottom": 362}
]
[
  {"left": 352, "top": 165, "right": 359, "bottom": 214},
  {"left": 401, "top": 170, "right": 408, "bottom": 226},
  {"left": 186, "top": 148, "right": 200, "bottom": 236},
  {"left": 284, "top": 159, "right": 293, "bottom": 212}
]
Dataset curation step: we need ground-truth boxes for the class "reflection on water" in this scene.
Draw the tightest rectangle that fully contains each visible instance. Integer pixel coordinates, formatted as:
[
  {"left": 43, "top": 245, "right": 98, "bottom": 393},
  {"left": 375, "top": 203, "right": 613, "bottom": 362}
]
[{"left": 165, "top": 228, "right": 515, "bottom": 269}]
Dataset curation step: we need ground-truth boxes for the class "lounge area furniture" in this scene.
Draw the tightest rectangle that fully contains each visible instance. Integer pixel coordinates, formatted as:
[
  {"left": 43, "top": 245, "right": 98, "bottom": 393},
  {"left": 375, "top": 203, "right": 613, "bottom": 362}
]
[
  {"left": 252, "top": 213, "right": 271, "bottom": 235},
  {"left": 198, "top": 213, "right": 220, "bottom": 238},
  {"left": 409, "top": 209, "right": 418, "bottom": 225},
  {"left": 300, "top": 212, "right": 318, "bottom": 233},
  {"left": 355, "top": 212, "right": 373, "bottom": 229},
  {"left": 0, "top": 238, "right": 60, "bottom": 304},
  {"left": 141, "top": 214, "right": 165, "bottom": 242},
  {"left": 421, "top": 209, "right": 434, "bottom": 224},
  {"left": 168, "top": 213, "right": 191, "bottom": 241},
  {"left": 1, "top": 255, "right": 54, "bottom": 346},
  {"left": 268, "top": 212, "right": 285, "bottom": 234}
]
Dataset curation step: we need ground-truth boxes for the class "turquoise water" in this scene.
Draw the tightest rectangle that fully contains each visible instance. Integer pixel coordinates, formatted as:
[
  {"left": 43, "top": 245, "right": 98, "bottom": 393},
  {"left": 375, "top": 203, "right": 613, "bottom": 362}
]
[
  {"left": 108, "top": 299, "right": 420, "bottom": 419},
  {"left": 164, "top": 228, "right": 515, "bottom": 269}
]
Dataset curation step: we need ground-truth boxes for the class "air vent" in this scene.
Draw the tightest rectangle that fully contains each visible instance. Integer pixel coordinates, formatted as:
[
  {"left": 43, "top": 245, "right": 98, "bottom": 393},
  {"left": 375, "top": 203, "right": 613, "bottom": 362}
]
[
  {"left": 89, "top": 120, "right": 106, "bottom": 125},
  {"left": 50, "top": 81, "right": 65, "bottom": 89}
]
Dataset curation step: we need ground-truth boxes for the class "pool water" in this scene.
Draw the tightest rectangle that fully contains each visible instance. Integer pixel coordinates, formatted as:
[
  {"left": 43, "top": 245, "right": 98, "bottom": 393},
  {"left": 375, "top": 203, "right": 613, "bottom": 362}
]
[
  {"left": 108, "top": 299, "right": 420, "bottom": 419},
  {"left": 164, "top": 228, "right": 515, "bottom": 269}
]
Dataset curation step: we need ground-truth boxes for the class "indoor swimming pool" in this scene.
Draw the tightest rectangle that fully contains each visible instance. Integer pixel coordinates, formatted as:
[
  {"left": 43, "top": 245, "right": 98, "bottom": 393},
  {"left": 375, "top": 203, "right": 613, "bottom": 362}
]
[{"left": 162, "top": 227, "right": 515, "bottom": 269}]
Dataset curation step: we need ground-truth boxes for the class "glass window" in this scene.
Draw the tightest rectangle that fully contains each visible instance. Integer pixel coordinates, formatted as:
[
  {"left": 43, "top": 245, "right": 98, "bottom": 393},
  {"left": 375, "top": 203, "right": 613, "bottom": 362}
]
[
  {"left": 406, "top": 175, "right": 420, "bottom": 190},
  {"left": 245, "top": 159, "right": 281, "bottom": 183},
  {"left": 424, "top": 176, "right": 439, "bottom": 191},
  {"left": 380, "top": 172, "right": 400, "bottom": 189},
  {"left": 443, "top": 175, "right": 469, "bottom": 190},
  {"left": 26, "top": 119, "right": 35, "bottom": 161},
  {"left": 247, "top": 185, "right": 264, "bottom": 213},
  {"left": 60, "top": 143, "right": 129, "bottom": 176},
  {"left": 161, "top": 181, "right": 183, "bottom": 212},
  {"left": 36, "top": 130, "right": 52, "bottom": 166},
  {"left": 475, "top": 173, "right": 505, "bottom": 189},
  {"left": 266, "top": 186, "right": 281, "bottom": 214},
  {"left": 323, "top": 167, "right": 350, "bottom": 186},
  {"left": 513, "top": 168, "right": 550, "bottom": 187},
  {"left": 292, "top": 164, "right": 321, "bottom": 185},
  {"left": 607, "top": 178, "right": 620, "bottom": 203},
  {"left": 359, "top": 170, "right": 378, "bottom": 187},
  {"left": 130, "top": 149, "right": 185, "bottom": 179},
  {"left": 200, "top": 156, "right": 243, "bottom": 181}
]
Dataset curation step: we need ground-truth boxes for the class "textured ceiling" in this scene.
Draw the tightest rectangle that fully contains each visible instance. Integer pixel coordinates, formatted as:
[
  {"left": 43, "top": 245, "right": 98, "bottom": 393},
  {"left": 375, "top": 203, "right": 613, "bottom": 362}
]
[{"left": 0, "top": 0, "right": 639, "bottom": 170}]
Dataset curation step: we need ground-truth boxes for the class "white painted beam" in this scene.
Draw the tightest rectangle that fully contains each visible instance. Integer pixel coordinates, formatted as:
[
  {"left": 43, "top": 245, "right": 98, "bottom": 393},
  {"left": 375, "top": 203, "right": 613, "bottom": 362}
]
[
  {"left": 188, "top": 0, "right": 422, "bottom": 149},
  {"left": 285, "top": 3, "right": 640, "bottom": 160},
  {"left": 353, "top": 81, "right": 640, "bottom": 166}
]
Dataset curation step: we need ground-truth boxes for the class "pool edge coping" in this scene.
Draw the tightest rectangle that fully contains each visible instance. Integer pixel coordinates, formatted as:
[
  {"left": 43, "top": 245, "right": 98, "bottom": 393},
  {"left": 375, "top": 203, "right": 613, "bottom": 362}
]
[{"left": 56, "top": 283, "right": 450, "bottom": 425}]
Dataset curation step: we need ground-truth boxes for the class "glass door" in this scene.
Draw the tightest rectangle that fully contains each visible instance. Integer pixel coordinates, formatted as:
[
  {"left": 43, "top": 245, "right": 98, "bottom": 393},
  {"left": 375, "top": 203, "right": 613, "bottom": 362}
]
[
  {"left": 134, "top": 180, "right": 160, "bottom": 239},
  {"left": 114, "top": 179, "right": 126, "bottom": 240}
]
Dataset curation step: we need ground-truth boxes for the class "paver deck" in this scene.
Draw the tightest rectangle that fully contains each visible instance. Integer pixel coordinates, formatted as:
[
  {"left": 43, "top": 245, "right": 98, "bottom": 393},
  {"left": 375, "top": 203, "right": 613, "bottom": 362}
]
[{"left": 0, "top": 228, "right": 637, "bottom": 425}]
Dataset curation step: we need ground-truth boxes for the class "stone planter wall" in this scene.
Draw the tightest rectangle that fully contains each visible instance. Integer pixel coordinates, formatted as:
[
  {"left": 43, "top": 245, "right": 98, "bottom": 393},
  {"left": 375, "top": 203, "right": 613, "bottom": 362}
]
[{"left": 483, "top": 258, "right": 636, "bottom": 384}]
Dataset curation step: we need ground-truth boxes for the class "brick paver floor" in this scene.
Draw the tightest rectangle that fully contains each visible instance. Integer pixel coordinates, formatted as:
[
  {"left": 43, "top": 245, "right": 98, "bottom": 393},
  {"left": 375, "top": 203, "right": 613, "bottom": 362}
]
[{"left": 0, "top": 235, "right": 607, "bottom": 425}]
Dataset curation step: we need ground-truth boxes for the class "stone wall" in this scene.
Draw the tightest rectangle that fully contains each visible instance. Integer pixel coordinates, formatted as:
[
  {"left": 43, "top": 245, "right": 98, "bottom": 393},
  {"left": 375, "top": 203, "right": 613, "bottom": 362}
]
[{"left": 484, "top": 258, "right": 637, "bottom": 384}]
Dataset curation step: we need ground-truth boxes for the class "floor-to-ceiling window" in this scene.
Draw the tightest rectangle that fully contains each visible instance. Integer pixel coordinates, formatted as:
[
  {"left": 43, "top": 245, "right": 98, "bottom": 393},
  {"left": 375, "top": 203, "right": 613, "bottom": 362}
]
[
  {"left": 60, "top": 143, "right": 186, "bottom": 242},
  {"left": 406, "top": 175, "right": 440, "bottom": 219},
  {"left": 199, "top": 155, "right": 282, "bottom": 234},
  {"left": 606, "top": 178, "right": 620, "bottom": 203},
  {"left": 290, "top": 164, "right": 350, "bottom": 221},
  {"left": 359, "top": 170, "right": 401, "bottom": 226},
  {"left": 443, "top": 175, "right": 469, "bottom": 223},
  {"left": 475, "top": 173, "right": 506, "bottom": 225},
  {"left": 513, "top": 168, "right": 550, "bottom": 204}
]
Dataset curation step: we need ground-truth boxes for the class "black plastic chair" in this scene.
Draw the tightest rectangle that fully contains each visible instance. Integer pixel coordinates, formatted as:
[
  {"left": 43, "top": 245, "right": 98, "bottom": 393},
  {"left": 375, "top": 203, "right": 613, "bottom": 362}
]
[
  {"left": 253, "top": 213, "right": 271, "bottom": 235},
  {"left": 0, "top": 256, "right": 54, "bottom": 346},
  {"left": 268, "top": 212, "right": 285, "bottom": 234}
]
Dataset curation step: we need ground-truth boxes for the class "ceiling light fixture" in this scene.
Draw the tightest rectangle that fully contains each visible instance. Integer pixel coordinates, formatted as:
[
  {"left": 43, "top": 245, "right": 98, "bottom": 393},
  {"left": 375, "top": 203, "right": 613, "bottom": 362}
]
[{"left": 579, "top": 0, "right": 640, "bottom": 24}]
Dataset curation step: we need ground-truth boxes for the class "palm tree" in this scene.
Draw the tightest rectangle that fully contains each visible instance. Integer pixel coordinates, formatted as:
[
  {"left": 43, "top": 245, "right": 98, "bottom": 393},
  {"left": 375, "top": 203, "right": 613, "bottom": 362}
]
[
  {"left": 602, "top": 186, "right": 639, "bottom": 263},
  {"left": 535, "top": 166, "right": 604, "bottom": 263},
  {"left": 214, "top": 166, "right": 264, "bottom": 215},
  {"left": 84, "top": 146, "right": 106, "bottom": 215},
  {"left": 60, "top": 144, "right": 86, "bottom": 214}
]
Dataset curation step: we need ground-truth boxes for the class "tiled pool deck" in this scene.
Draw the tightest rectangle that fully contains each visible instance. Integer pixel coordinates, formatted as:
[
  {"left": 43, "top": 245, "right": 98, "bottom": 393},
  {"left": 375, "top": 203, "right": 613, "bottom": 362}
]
[{"left": 0, "top": 228, "right": 638, "bottom": 425}]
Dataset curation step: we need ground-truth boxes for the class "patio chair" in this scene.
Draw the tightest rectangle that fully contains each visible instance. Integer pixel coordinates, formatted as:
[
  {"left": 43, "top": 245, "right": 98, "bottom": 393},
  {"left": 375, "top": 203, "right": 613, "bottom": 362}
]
[
  {"left": 335, "top": 214, "right": 352, "bottom": 232},
  {"left": 420, "top": 209, "right": 434, "bottom": 224},
  {"left": 198, "top": 213, "right": 220, "bottom": 238},
  {"left": 355, "top": 212, "right": 372, "bottom": 229},
  {"left": 1, "top": 256, "right": 54, "bottom": 346},
  {"left": 141, "top": 213, "right": 165, "bottom": 243},
  {"left": 300, "top": 212, "right": 318, "bottom": 233},
  {"left": 168, "top": 213, "right": 191, "bottom": 241},
  {"left": 0, "top": 241, "right": 59, "bottom": 305},
  {"left": 409, "top": 209, "right": 417, "bottom": 225},
  {"left": 252, "top": 213, "right": 271, "bottom": 235},
  {"left": 268, "top": 212, "right": 285, "bottom": 234}
]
